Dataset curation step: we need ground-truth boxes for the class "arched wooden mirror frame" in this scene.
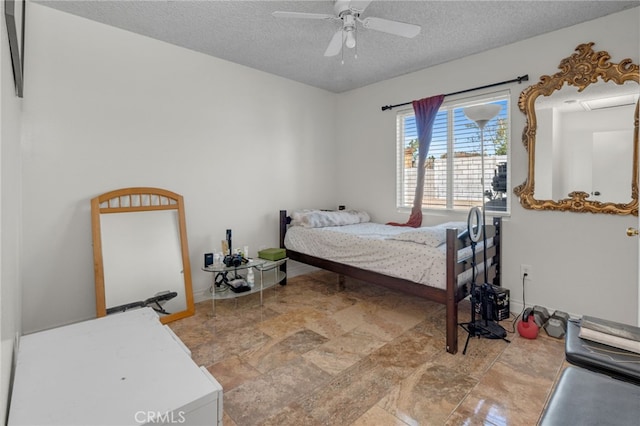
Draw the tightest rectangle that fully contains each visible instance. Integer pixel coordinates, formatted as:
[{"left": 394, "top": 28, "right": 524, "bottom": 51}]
[
  {"left": 514, "top": 42, "right": 639, "bottom": 215},
  {"left": 91, "top": 187, "right": 195, "bottom": 323}
]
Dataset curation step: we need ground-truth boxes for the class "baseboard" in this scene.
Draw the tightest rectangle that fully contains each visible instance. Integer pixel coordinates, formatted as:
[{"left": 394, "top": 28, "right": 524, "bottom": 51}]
[
  {"left": 194, "top": 288, "right": 211, "bottom": 304},
  {"left": 506, "top": 300, "right": 578, "bottom": 323},
  {"left": 286, "top": 260, "right": 319, "bottom": 277}
]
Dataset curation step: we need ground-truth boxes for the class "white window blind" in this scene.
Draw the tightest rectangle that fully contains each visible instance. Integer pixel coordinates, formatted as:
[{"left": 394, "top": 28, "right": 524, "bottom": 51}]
[{"left": 396, "top": 91, "right": 510, "bottom": 213}]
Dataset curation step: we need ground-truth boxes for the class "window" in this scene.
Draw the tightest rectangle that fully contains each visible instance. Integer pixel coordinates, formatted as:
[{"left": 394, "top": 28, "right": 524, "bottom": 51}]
[{"left": 396, "top": 91, "right": 510, "bottom": 214}]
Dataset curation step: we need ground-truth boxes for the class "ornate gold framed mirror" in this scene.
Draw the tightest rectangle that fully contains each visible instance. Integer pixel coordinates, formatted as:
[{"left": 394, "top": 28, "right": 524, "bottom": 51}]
[
  {"left": 514, "top": 42, "right": 639, "bottom": 215},
  {"left": 91, "top": 187, "right": 195, "bottom": 323}
]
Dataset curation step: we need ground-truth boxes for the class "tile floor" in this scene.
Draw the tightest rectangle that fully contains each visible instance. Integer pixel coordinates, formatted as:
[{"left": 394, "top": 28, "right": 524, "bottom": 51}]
[{"left": 169, "top": 271, "right": 567, "bottom": 425}]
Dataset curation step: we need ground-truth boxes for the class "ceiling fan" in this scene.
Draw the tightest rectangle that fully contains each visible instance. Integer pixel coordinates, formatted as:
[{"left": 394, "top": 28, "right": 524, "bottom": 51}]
[{"left": 272, "top": 0, "right": 421, "bottom": 58}]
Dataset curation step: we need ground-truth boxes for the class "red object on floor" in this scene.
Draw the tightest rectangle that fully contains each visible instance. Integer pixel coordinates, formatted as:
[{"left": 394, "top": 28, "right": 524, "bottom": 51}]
[{"left": 518, "top": 312, "right": 540, "bottom": 339}]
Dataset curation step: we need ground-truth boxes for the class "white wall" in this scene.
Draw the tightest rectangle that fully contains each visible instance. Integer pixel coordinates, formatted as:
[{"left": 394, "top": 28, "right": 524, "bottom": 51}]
[
  {"left": 21, "top": 3, "right": 338, "bottom": 333},
  {"left": 15, "top": 3, "right": 640, "bottom": 334},
  {"left": 1, "top": 0, "right": 23, "bottom": 421},
  {"left": 335, "top": 7, "right": 640, "bottom": 324}
]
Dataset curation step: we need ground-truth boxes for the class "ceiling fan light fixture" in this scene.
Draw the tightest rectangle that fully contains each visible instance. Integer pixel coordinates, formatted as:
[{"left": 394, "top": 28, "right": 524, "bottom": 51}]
[
  {"left": 345, "top": 30, "right": 356, "bottom": 49},
  {"left": 273, "top": 0, "right": 421, "bottom": 59}
]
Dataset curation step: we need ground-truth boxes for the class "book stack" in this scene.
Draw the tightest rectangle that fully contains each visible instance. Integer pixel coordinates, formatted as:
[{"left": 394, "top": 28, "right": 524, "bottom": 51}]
[{"left": 578, "top": 316, "right": 640, "bottom": 354}]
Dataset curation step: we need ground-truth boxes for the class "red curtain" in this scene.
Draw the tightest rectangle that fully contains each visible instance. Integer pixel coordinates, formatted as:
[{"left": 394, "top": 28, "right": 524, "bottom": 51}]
[{"left": 388, "top": 94, "right": 445, "bottom": 227}]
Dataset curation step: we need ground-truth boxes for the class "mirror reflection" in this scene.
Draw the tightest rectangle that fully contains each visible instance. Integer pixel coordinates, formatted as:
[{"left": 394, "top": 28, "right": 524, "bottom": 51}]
[
  {"left": 514, "top": 42, "right": 639, "bottom": 215},
  {"left": 101, "top": 210, "right": 187, "bottom": 315},
  {"left": 534, "top": 81, "right": 638, "bottom": 203},
  {"left": 92, "top": 188, "right": 195, "bottom": 323}
]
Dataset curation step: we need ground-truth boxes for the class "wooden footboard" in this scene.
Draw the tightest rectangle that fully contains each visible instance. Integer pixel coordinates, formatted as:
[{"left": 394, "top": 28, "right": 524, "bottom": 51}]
[{"left": 279, "top": 210, "right": 502, "bottom": 354}]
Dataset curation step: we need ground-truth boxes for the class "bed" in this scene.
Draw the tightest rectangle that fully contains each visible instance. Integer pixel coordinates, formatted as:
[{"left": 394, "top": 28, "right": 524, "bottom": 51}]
[{"left": 278, "top": 209, "right": 502, "bottom": 354}]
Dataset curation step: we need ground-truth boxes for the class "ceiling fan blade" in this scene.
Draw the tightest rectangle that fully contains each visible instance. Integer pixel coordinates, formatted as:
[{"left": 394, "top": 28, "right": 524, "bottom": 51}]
[
  {"left": 272, "top": 11, "right": 336, "bottom": 20},
  {"left": 349, "top": 1, "right": 372, "bottom": 14},
  {"left": 324, "top": 29, "right": 344, "bottom": 57},
  {"left": 361, "top": 17, "right": 421, "bottom": 38}
]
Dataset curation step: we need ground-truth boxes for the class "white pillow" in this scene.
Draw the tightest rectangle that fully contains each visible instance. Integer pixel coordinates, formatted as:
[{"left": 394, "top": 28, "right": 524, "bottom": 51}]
[
  {"left": 390, "top": 227, "right": 447, "bottom": 247},
  {"left": 290, "top": 209, "right": 314, "bottom": 226},
  {"left": 290, "top": 209, "right": 370, "bottom": 228}
]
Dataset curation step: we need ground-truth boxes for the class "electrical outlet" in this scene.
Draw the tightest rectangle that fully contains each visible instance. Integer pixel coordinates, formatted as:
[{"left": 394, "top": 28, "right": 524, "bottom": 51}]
[{"left": 521, "top": 264, "right": 532, "bottom": 281}]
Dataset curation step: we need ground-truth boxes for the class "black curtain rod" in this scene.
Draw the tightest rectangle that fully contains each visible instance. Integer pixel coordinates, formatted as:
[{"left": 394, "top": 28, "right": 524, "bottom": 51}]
[{"left": 380, "top": 74, "right": 529, "bottom": 111}]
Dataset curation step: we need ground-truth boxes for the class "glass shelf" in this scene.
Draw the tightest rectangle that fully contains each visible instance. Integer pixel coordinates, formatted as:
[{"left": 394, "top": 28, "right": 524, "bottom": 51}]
[
  {"left": 202, "top": 258, "right": 266, "bottom": 273},
  {"left": 202, "top": 258, "right": 287, "bottom": 314}
]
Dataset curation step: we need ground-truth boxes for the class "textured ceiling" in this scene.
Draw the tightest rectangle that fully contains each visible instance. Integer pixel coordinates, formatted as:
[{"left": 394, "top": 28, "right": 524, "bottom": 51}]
[{"left": 36, "top": 0, "right": 639, "bottom": 93}]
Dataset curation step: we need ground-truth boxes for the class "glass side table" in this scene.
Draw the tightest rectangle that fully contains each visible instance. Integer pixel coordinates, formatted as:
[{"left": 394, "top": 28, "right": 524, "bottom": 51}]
[{"left": 202, "top": 258, "right": 287, "bottom": 315}]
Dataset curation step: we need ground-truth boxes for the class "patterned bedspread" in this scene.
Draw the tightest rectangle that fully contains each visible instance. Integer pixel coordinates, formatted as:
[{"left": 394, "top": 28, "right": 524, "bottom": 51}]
[{"left": 284, "top": 222, "right": 490, "bottom": 289}]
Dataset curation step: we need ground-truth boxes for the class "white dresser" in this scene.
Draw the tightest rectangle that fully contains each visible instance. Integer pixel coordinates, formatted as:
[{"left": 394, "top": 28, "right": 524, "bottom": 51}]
[{"left": 8, "top": 308, "right": 222, "bottom": 425}]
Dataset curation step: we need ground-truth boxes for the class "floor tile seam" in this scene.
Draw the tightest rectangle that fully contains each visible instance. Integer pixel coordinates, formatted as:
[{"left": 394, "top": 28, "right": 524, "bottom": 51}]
[
  {"left": 347, "top": 322, "right": 406, "bottom": 344},
  {"left": 473, "top": 333, "right": 511, "bottom": 376},
  {"left": 207, "top": 357, "right": 263, "bottom": 392},
  {"left": 443, "top": 336, "right": 509, "bottom": 422},
  {"left": 461, "top": 354, "right": 505, "bottom": 382},
  {"left": 470, "top": 357, "right": 558, "bottom": 420},
  {"left": 302, "top": 338, "right": 388, "bottom": 377},
  {"left": 258, "top": 326, "right": 305, "bottom": 340},
  {"left": 223, "top": 360, "right": 334, "bottom": 424},
  {"left": 223, "top": 410, "right": 240, "bottom": 426},
  {"left": 304, "top": 322, "right": 352, "bottom": 341},
  {"left": 299, "top": 385, "right": 404, "bottom": 425},
  {"left": 357, "top": 401, "right": 413, "bottom": 426},
  {"left": 363, "top": 330, "right": 444, "bottom": 370},
  {"left": 535, "top": 361, "right": 568, "bottom": 424},
  {"left": 304, "top": 328, "right": 404, "bottom": 372},
  {"left": 267, "top": 364, "right": 374, "bottom": 425},
  {"left": 491, "top": 357, "right": 559, "bottom": 391},
  {"left": 443, "top": 375, "right": 488, "bottom": 426},
  {"left": 235, "top": 355, "right": 308, "bottom": 390},
  {"left": 256, "top": 316, "right": 324, "bottom": 339},
  {"left": 238, "top": 327, "right": 330, "bottom": 365},
  {"left": 383, "top": 407, "right": 414, "bottom": 426},
  {"left": 282, "top": 369, "right": 337, "bottom": 416},
  {"left": 367, "top": 303, "right": 430, "bottom": 324}
]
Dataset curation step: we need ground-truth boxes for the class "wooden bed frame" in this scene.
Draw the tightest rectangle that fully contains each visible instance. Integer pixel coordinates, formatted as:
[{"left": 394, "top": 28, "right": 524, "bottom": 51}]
[{"left": 279, "top": 210, "right": 502, "bottom": 354}]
